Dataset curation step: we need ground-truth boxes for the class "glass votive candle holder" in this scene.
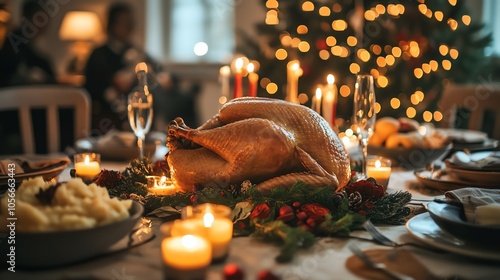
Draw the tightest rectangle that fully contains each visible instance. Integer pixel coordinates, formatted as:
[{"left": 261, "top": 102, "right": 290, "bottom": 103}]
[
  {"left": 366, "top": 156, "right": 392, "bottom": 189},
  {"left": 161, "top": 234, "right": 211, "bottom": 280},
  {"left": 146, "top": 175, "right": 176, "bottom": 196},
  {"left": 171, "top": 203, "right": 233, "bottom": 262},
  {"left": 73, "top": 153, "right": 101, "bottom": 179}
]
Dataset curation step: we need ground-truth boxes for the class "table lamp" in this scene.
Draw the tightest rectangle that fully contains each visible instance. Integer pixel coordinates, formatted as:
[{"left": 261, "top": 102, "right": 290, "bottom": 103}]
[{"left": 59, "top": 11, "right": 101, "bottom": 74}]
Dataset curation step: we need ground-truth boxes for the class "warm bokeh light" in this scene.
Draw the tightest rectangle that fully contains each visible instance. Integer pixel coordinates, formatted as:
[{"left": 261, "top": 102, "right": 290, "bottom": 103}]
[
  {"left": 297, "top": 25, "right": 308, "bottom": 34},
  {"left": 291, "top": 37, "right": 301, "bottom": 48},
  {"left": 462, "top": 15, "right": 471, "bottom": 26},
  {"left": 281, "top": 35, "right": 292, "bottom": 46},
  {"left": 275, "top": 48, "right": 287, "bottom": 60},
  {"left": 423, "top": 111, "right": 433, "bottom": 122},
  {"left": 410, "top": 94, "right": 419, "bottom": 105},
  {"left": 340, "top": 85, "right": 351, "bottom": 97},
  {"left": 370, "top": 69, "right": 380, "bottom": 78},
  {"left": 332, "top": 20, "right": 348, "bottom": 31},
  {"left": 422, "top": 63, "right": 431, "bottom": 74},
  {"left": 434, "top": 111, "right": 443, "bottom": 122},
  {"left": 390, "top": 98, "right": 400, "bottom": 109},
  {"left": 372, "top": 45, "right": 382, "bottom": 55},
  {"left": 260, "top": 77, "right": 271, "bottom": 88},
  {"left": 449, "top": 0, "right": 457, "bottom": 6},
  {"left": 266, "top": 0, "right": 279, "bottom": 9},
  {"left": 414, "top": 90, "right": 425, "bottom": 102},
  {"left": 302, "top": 1, "right": 314, "bottom": 12},
  {"left": 266, "top": 83, "right": 278, "bottom": 94},
  {"left": 449, "top": 49, "right": 459, "bottom": 59},
  {"left": 376, "top": 4, "right": 385, "bottom": 14},
  {"left": 349, "top": 63, "right": 360, "bottom": 74},
  {"left": 447, "top": 18, "right": 458, "bottom": 30},
  {"left": 392, "top": 47, "right": 402, "bottom": 57},
  {"left": 359, "top": 49, "right": 370, "bottom": 62},
  {"left": 414, "top": 68, "right": 423, "bottom": 78},
  {"left": 439, "top": 45, "right": 449, "bottom": 56},
  {"left": 434, "top": 11, "right": 443, "bottom": 21},
  {"left": 377, "top": 76, "right": 388, "bottom": 88},
  {"left": 219, "top": 96, "right": 227, "bottom": 105},
  {"left": 331, "top": 46, "right": 342, "bottom": 56},
  {"left": 375, "top": 102, "right": 381, "bottom": 113},
  {"left": 365, "top": 10, "right": 376, "bottom": 21},
  {"left": 298, "top": 41, "right": 310, "bottom": 52},
  {"left": 298, "top": 93, "right": 309, "bottom": 104},
  {"left": 326, "top": 36, "right": 337, "bottom": 46},
  {"left": 430, "top": 60, "right": 438, "bottom": 71},
  {"left": 319, "top": 6, "right": 331, "bottom": 16},
  {"left": 347, "top": 36, "right": 357, "bottom": 47},
  {"left": 442, "top": 59, "right": 452, "bottom": 70},
  {"left": 406, "top": 107, "right": 416, "bottom": 118},
  {"left": 386, "top": 55, "right": 395, "bottom": 66},
  {"left": 376, "top": 57, "right": 386, "bottom": 67},
  {"left": 319, "top": 50, "right": 330, "bottom": 60}
]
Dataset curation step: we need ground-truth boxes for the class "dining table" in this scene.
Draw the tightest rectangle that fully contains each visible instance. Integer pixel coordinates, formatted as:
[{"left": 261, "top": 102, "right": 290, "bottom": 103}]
[{"left": 2, "top": 158, "right": 500, "bottom": 280}]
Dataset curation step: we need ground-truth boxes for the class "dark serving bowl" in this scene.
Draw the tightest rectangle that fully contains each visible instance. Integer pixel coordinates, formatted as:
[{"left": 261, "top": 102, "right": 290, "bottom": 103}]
[
  {"left": 426, "top": 202, "right": 500, "bottom": 248},
  {"left": 368, "top": 144, "right": 452, "bottom": 169},
  {"left": 0, "top": 200, "right": 143, "bottom": 268}
]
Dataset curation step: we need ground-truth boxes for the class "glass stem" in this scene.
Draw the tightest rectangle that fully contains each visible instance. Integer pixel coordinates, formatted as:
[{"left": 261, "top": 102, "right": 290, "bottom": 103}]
[
  {"left": 360, "top": 136, "right": 368, "bottom": 178},
  {"left": 138, "top": 136, "right": 144, "bottom": 159}
]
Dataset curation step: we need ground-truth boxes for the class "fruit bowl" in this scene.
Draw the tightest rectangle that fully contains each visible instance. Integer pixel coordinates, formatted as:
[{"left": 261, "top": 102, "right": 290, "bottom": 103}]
[{"left": 368, "top": 144, "right": 452, "bottom": 169}]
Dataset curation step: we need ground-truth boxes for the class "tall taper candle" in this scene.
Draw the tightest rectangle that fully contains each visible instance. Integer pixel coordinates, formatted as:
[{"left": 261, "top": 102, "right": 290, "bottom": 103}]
[
  {"left": 233, "top": 58, "right": 244, "bottom": 99},
  {"left": 219, "top": 66, "right": 230, "bottom": 101},
  {"left": 322, "top": 74, "right": 338, "bottom": 127},
  {"left": 286, "top": 60, "right": 301, "bottom": 103},
  {"left": 313, "top": 87, "right": 322, "bottom": 114},
  {"left": 247, "top": 63, "right": 258, "bottom": 97}
]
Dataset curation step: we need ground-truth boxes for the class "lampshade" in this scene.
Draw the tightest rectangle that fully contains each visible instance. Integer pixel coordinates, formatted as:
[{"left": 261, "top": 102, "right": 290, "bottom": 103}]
[{"left": 59, "top": 11, "right": 101, "bottom": 41}]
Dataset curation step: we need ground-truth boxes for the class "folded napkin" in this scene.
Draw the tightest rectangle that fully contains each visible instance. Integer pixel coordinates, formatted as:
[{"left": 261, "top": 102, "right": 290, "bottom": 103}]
[
  {"left": 445, "top": 188, "right": 500, "bottom": 225},
  {"left": 95, "top": 129, "right": 136, "bottom": 149},
  {"left": 0, "top": 156, "right": 70, "bottom": 176},
  {"left": 448, "top": 151, "right": 500, "bottom": 171},
  {"left": 346, "top": 248, "right": 437, "bottom": 280}
]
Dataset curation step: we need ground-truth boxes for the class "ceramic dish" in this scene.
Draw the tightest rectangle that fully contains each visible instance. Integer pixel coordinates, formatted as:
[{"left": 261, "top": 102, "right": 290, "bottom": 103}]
[
  {"left": 414, "top": 169, "right": 499, "bottom": 190},
  {"left": 426, "top": 202, "right": 500, "bottom": 246},
  {"left": 444, "top": 164, "right": 500, "bottom": 185},
  {"left": 0, "top": 155, "right": 70, "bottom": 186},
  {"left": 435, "top": 128, "right": 488, "bottom": 144},
  {"left": 0, "top": 200, "right": 144, "bottom": 268},
  {"left": 368, "top": 144, "right": 452, "bottom": 169},
  {"left": 406, "top": 213, "right": 500, "bottom": 261}
]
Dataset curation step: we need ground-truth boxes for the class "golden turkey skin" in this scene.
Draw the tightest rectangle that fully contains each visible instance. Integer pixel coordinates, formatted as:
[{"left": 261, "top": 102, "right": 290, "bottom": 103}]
[{"left": 166, "top": 97, "right": 351, "bottom": 193}]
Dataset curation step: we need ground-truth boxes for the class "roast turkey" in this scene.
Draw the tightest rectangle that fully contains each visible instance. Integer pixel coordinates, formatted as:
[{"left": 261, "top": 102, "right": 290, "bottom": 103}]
[{"left": 166, "top": 97, "right": 350, "bottom": 193}]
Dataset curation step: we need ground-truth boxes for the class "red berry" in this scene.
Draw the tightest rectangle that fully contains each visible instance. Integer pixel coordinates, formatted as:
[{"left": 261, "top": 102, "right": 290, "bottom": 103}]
[
  {"left": 300, "top": 224, "right": 312, "bottom": 232},
  {"left": 220, "top": 191, "right": 225, "bottom": 196},
  {"left": 277, "top": 212, "right": 295, "bottom": 222},
  {"left": 279, "top": 205, "right": 293, "bottom": 217},
  {"left": 190, "top": 194, "right": 198, "bottom": 203},
  {"left": 306, "top": 217, "right": 316, "bottom": 228},
  {"left": 258, "top": 270, "right": 280, "bottom": 280},
  {"left": 224, "top": 264, "right": 244, "bottom": 280},
  {"left": 292, "top": 201, "right": 301, "bottom": 208},
  {"left": 296, "top": 211, "right": 307, "bottom": 221}
]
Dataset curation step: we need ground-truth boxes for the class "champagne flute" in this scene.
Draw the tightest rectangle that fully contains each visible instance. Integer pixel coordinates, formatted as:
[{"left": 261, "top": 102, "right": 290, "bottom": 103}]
[
  {"left": 128, "top": 63, "right": 154, "bottom": 159},
  {"left": 352, "top": 74, "right": 376, "bottom": 177}
]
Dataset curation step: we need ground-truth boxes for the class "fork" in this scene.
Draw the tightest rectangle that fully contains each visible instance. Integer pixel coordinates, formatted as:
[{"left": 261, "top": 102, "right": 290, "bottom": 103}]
[
  {"left": 363, "top": 220, "right": 444, "bottom": 253},
  {"left": 348, "top": 243, "right": 414, "bottom": 280}
]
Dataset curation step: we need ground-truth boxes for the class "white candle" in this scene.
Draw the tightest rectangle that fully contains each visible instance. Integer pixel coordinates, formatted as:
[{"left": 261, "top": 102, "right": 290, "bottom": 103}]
[
  {"left": 74, "top": 154, "right": 100, "bottom": 179},
  {"left": 313, "top": 87, "right": 322, "bottom": 114},
  {"left": 147, "top": 176, "right": 176, "bottom": 196},
  {"left": 366, "top": 158, "right": 392, "bottom": 188},
  {"left": 322, "top": 74, "right": 338, "bottom": 127},
  {"left": 219, "top": 65, "right": 230, "bottom": 100},
  {"left": 161, "top": 235, "right": 212, "bottom": 270},
  {"left": 286, "top": 60, "right": 301, "bottom": 103}
]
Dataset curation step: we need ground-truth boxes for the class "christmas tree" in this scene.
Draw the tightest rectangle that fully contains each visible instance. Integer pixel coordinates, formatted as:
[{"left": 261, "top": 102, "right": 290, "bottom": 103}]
[{"left": 237, "top": 0, "right": 491, "bottom": 126}]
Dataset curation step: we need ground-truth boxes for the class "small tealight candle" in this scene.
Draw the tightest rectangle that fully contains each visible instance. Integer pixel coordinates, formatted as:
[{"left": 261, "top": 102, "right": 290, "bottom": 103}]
[
  {"left": 162, "top": 234, "right": 211, "bottom": 280},
  {"left": 74, "top": 153, "right": 101, "bottom": 179},
  {"left": 172, "top": 204, "right": 233, "bottom": 261},
  {"left": 366, "top": 157, "right": 392, "bottom": 189},
  {"left": 147, "top": 176, "right": 176, "bottom": 196}
]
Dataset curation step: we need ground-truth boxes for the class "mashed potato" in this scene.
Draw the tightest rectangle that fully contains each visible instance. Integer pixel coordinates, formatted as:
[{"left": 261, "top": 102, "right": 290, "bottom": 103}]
[{"left": 0, "top": 177, "right": 132, "bottom": 232}]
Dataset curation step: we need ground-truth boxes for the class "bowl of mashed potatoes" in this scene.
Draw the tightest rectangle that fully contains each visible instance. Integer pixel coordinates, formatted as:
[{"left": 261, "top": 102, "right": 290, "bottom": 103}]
[{"left": 0, "top": 177, "right": 143, "bottom": 268}]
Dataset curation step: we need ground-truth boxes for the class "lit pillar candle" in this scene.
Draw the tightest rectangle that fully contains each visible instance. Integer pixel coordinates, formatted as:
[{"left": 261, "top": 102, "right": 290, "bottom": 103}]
[
  {"left": 366, "top": 157, "right": 392, "bottom": 189},
  {"left": 74, "top": 153, "right": 100, "bottom": 179},
  {"left": 322, "top": 74, "right": 338, "bottom": 127},
  {"left": 219, "top": 65, "right": 230, "bottom": 104},
  {"left": 171, "top": 204, "right": 233, "bottom": 261},
  {"left": 312, "top": 87, "right": 322, "bottom": 114},
  {"left": 147, "top": 175, "right": 176, "bottom": 196},
  {"left": 233, "top": 58, "right": 244, "bottom": 99},
  {"left": 286, "top": 60, "right": 301, "bottom": 103},
  {"left": 247, "top": 62, "right": 258, "bottom": 97},
  {"left": 161, "top": 235, "right": 211, "bottom": 279}
]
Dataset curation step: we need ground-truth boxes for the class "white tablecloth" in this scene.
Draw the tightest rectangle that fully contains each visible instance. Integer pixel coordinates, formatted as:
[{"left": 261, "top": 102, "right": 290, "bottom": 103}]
[{"left": 3, "top": 165, "right": 500, "bottom": 280}]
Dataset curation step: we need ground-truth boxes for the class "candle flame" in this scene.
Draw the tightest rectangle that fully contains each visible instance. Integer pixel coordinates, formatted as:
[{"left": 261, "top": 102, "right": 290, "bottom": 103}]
[
  {"left": 84, "top": 155, "right": 90, "bottom": 164},
  {"left": 203, "top": 212, "right": 215, "bottom": 228},
  {"left": 220, "top": 65, "right": 230, "bottom": 75},
  {"left": 292, "top": 62, "right": 299, "bottom": 70},
  {"left": 375, "top": 160, "right": 381, "bottom": 168},
  {"left": 160, "top": 176, "right": 167, "bottom": 184},
  {"left": 327, "top": 74, "right": 335, "bottom": 85},
  {"left": 181, "top": 235, "right": 197, "bottom": 249},
  {"left": 235, "top": 58, "right": 244, "bottom": 69},
  {"left": 247, "top": 62, "right": 255, "bottom": 73},
  {"left": 315, "top": 87, "right": 322, "bottom": 100}
]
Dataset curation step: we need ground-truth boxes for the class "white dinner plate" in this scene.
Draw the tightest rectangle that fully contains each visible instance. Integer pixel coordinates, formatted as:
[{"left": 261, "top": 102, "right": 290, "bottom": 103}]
[{"left": 406, "top": 213, "right": 500, "bottom": 261}]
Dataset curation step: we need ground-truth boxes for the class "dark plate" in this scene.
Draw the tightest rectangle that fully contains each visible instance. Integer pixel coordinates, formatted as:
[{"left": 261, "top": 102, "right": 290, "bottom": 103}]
[
  {"left": 452, "top": 138, "right": 498, "bottom": 152},
  {"left": 426, "top": 202, "right": 500, "bottom": 247},
  {"left": 368, "top": 144, "right": 452, "bottom": 169},
  {"left": 0, "top": 200, "right": 144, "bottom": 268}
]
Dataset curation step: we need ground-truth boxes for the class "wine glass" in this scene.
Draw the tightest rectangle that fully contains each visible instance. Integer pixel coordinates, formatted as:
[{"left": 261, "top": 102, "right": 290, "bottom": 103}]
[
  {"left": 352, "top": 74, "right": 376, "bottom": 177},
  {"left": 128, "top": 88, "right": 153, "bottom": 159}
]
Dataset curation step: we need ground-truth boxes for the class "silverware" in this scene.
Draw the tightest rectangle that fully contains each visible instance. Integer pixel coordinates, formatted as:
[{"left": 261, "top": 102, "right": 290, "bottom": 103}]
[
  {"left": 363, "top": 220, "right": 444, "bottom": 253},
  {"left": 348, "top": 243, "right": 414, "bottom": 280}
]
